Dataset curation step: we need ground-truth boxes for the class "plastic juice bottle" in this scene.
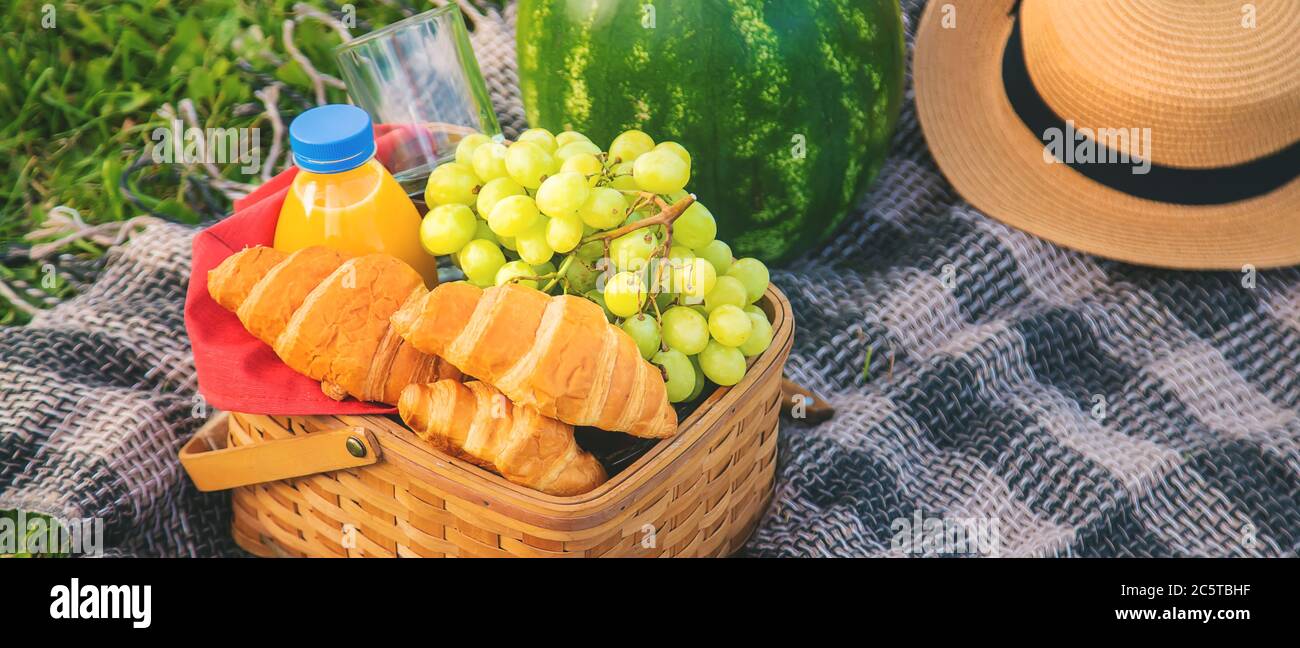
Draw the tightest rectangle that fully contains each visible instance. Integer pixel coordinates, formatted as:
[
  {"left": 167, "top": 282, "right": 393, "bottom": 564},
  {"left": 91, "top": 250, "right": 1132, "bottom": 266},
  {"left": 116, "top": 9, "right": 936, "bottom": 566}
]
[{"left": 275, "top": 104, "right": 438, "bottom": 285}]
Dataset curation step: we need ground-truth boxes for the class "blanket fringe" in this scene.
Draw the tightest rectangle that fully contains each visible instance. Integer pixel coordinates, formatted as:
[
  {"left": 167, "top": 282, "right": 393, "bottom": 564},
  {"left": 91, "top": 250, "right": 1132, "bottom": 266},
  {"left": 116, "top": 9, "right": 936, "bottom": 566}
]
[{"left": 25, "top": 206, "right": 162, "bottom": 261}]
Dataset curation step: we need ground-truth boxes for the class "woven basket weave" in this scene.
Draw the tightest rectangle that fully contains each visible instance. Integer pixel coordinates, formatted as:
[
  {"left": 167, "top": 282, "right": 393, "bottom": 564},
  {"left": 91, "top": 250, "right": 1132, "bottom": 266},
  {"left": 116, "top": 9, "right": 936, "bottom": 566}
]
[{"left": 181, "top": 286, "right": 793, "bottom": 557}]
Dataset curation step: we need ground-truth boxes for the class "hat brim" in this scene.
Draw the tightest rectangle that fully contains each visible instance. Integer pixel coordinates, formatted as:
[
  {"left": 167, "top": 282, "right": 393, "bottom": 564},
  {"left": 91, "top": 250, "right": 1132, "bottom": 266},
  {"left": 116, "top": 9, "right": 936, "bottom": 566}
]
[{"left": 914, "top": 0, "right": 1300, "bottom": 269}]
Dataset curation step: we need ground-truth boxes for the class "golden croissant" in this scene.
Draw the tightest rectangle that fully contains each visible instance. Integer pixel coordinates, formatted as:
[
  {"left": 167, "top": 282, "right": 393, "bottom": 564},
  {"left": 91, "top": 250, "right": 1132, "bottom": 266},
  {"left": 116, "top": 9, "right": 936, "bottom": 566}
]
[
  {"left": 390, "top": 282, "right": 678, "bottom": 439},
  {"left": 399, "top": 380, "right": 607, "bottom": 496},
  {"left": 207, "top": 245, "right": 460, "bottom": 405}
]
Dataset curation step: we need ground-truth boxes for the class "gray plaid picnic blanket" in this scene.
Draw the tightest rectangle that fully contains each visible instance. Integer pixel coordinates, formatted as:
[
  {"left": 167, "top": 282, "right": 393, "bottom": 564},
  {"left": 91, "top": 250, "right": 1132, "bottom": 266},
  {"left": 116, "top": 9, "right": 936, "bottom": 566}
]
[{"left": 3, "top": 0, "right": 1298, "bottom": 557}]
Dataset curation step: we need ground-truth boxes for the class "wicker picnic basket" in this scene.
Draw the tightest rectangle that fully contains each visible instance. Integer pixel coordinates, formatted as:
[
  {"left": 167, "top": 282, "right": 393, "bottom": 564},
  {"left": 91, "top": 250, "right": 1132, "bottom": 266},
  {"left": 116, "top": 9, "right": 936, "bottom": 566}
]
[{"left": 180, "top": 285, "right": 793, "bottom": 557}]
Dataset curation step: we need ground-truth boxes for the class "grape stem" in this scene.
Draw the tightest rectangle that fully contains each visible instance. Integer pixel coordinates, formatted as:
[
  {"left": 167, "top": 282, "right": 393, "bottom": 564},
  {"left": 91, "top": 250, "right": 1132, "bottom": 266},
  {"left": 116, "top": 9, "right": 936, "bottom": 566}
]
[
  {"left": 579, "top": 192, "right": 692, "bottom": 322},
  {"left": 580, "top": 193, "right": 696, "bottom": 245},
  {"left": 542, "top": 254, "right": 575, "bottom": 292},
  {"left": 504, "top": 252, "right": 579, "bottom": 293}
]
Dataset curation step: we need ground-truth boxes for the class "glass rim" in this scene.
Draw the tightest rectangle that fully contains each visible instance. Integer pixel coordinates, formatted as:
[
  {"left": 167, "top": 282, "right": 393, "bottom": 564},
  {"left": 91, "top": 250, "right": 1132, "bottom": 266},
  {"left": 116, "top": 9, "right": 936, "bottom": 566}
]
[{"left": 333, "top": 5, "right": 463, "bottom": 57}]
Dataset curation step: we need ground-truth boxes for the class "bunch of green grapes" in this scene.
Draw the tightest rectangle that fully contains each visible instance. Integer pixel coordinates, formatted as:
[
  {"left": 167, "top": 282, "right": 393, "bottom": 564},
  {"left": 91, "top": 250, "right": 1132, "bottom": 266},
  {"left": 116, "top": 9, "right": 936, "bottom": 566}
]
[{"left": 420, "top": 128, "right": 774, "bottom": 402}]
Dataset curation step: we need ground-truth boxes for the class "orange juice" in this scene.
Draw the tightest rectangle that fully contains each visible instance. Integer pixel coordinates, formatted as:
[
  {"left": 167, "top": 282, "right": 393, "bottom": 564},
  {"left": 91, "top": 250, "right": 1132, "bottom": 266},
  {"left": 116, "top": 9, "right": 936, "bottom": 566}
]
[
  {"left": 275, "top": 104, "right": 438, "bottom": 285},
  {"left": 275, "top": 159, "right": 438, "bottom": 284}
]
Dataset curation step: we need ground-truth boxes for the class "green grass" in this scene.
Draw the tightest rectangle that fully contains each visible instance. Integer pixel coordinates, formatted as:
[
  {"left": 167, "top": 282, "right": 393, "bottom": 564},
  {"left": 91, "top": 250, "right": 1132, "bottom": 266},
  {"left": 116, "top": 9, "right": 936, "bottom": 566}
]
[
  {"left": 0, "top": 0, "right": 459, "bottom": 324},
  {"left": 0, "top": 0, "right": 513, "bottom": 552}
]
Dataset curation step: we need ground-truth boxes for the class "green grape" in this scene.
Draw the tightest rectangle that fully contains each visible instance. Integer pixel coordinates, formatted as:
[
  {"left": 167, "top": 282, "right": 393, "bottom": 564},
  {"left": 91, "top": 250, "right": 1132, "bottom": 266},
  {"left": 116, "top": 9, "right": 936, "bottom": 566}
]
[
  {"left": 674, "top": 202, "right": 716, "bottom": 249},
  {"left": 738, "top": 311, "right": 773, "bottom": 357},
  {"left": 661, "top": 306, "right": 709, "bottom": 355},
  {"left": 496, "top": 260, "right": 538, "bottom": 289},
  {"left": 575, "top": 239, "right": 605, "bottom": 262},
  {"left": 621, "top": 209, "right": 653, "bottom": 228},
  {"left": 727, "top": 258, "right": 771, "bottom": 303},
  {"left": 425, "top": 163, "right": 481, "bottom": 206},
  {"left": 632, "top": 148, "right": 690, "bottom": 195},
  {"left": 476, "top": 177, "right": 525, "bottom": 220},
  {"left": 555, "top": 131, "right": 591, "bottom": 147},
  {"left": 505, "top": 141, "right": 555, "bottom": 189},
  {"left": 555, "top": 140, "right": 602, "bottom": 163},
  {"left": 655, "top": 290, "right": 677, "bottom": 313},
  {"left": 609, "top": 130, "right": 656, "bottom": 164},
  {"left": 545, "top": 215, "right": 584, "bottom": 253},
  {"left": 487, "top": 194, "right": 540, "bottom": 237},
  {"left": 499, "top": 235, "right": 516, "bottom": 251},
  {"left": 535, "top": 171, "right": 590, "bottom": 219},
  {"left": 622, "top": 313, "right": 661, "bottom": 360},
  {"left": 459, "top": 239, "right": 506, "bottom": 287},
  {"left": 743, "top": 304, "right": 766, "bottom": 319},
  {"left": 704, "top": 275, "right": 748, "bottom": 313},
  {"left": 655, "top": 141, "right": 691, "bottom": 168},
  {"left": 696, "top": 240, "right": 733, "bottom": 276},
  {"left": 563, "top": 257, "right": 600, "bottom": 294},
  {"left": 699, "top": 340, "right": 746, "bottom": 386},
  {"left": 623, "top": 212, "right": 665, "bottom": 244},
  {"left": 652, "top": 349, "right": 695, "bottom": 403},
  {"left": 608, "top": 162, "right": 639, "bottom": 191},
  {"left": 583, "top": 289, "right": 614, "bottom": 322},
  {"left": 603, "top": 271, "right": 646, "bottom": 319},
  {"left": 668, "top": 245, "right": 695, "bottom": 263},
  {"left": 516, "top": 128, "right": 557, "bottom": 154},
  {"left": 609, "top": 230, "right": 658, "bottom": 272},
  {"left": 562, "top": 153, "right": 605, "bottom": 187},
  {"left": 708, "top": 304, "right": 752, "bottom": 347},
  {"left": 454, "top": 133, "right": 491, "bottom": 167},
  {"left": 578, "top": 187, "right": 628, "bottom": 229},
  {"left": 515, "top": 219, "right": 555, "bottom": 266},
  {"left": 535, "top": 260, "right": 556, "bottom": 276},
  {"left": 686, "top": 355, "right": 706, "bottom": 401},
  {"left": 472, "top": 219, "right": 499, "bottom": 245},
  {"left": 679, "top": 257, "right": 717, "bottom": 301},
  {"left": 419, "top": 204, "right": 477, "bottom": 255},
  {"left": 471, "top": 142, "right": 510, "bottom": 181}
]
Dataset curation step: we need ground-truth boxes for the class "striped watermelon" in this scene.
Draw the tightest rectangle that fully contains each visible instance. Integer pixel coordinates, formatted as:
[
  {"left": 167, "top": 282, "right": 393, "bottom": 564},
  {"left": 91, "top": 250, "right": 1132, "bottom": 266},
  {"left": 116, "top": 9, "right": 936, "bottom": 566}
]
[{"left": 516, "top": 0, "right": 905, "bottom": 262}]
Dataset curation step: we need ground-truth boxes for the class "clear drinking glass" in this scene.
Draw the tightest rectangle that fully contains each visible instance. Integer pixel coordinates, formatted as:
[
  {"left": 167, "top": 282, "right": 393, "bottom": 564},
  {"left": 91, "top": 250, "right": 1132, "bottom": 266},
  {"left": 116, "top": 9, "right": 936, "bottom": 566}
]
[{"left": 335, "top": 5, "right": 500, "bottom": 197}]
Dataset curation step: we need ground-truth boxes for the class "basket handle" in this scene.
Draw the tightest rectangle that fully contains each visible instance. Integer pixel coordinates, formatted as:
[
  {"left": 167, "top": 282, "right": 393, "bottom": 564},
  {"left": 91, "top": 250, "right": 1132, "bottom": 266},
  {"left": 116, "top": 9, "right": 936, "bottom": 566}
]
[{"left": 179, "top": 414, "right": 381, "bottom": 491}]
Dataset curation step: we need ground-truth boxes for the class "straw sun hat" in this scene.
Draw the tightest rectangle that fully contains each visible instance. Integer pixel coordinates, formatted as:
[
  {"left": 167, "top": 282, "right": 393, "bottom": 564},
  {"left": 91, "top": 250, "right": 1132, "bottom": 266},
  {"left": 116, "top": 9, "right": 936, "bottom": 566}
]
[{"left": 914, "top": 0, "right": 1300, "bottom": 269}]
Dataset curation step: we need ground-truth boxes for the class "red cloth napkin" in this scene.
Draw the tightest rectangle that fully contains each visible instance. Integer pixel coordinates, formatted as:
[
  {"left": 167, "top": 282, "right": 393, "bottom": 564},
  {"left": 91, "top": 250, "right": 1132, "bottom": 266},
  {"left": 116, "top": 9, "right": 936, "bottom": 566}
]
[{"left": 184, "top": 125, "right": 425, "bottom": 415}]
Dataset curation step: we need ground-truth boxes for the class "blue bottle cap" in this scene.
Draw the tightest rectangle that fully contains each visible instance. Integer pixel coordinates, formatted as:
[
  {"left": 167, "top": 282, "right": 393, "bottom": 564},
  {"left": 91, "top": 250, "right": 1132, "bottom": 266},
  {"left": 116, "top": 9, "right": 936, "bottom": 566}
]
[{"left": 288, "top": 104, "right": 376, "bottom": 173}]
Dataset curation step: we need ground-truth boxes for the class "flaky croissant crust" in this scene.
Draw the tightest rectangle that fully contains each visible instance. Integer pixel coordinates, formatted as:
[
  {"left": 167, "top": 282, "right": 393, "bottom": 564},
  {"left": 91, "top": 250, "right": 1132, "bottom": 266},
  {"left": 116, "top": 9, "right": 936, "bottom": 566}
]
[
  {"left": 391, "top": 282, "right": 678, "bottom": 439},
  {"left": 207, "top": 245, "right": 459, "bottom": 405},
  {"left": 399, "top": 380, "right": 607, "bottom": 496}
]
